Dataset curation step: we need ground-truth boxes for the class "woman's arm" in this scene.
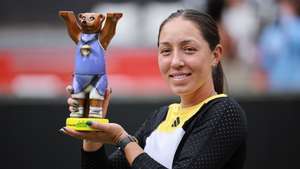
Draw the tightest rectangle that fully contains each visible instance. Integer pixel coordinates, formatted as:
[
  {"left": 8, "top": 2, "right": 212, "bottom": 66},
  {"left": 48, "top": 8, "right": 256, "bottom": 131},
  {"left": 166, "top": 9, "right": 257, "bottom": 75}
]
[
  {"left": 79, "top": 122, "right": 143, "bottom": 169},
  {"left": 62, "top": 106, "right": 162, "bottom": 169}
]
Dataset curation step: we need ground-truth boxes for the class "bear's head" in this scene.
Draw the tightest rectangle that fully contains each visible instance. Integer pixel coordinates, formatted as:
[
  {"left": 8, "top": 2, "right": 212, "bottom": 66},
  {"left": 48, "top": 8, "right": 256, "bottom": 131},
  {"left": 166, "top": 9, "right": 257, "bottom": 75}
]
[{"left": 78, "top": 13, "right": 104, "bottom": 33}]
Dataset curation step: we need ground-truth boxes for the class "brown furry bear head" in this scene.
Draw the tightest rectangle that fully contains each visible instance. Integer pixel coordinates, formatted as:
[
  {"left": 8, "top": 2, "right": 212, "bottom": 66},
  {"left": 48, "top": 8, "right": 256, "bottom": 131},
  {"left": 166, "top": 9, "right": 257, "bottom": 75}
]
[{"left": 78, "top": 13, "right": 105, "bottom": 34}]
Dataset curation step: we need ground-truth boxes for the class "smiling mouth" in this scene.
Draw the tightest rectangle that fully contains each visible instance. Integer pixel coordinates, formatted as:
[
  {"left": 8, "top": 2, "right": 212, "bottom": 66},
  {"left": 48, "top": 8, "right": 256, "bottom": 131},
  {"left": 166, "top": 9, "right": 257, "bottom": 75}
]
[{"left": 169, "top": 73, "right": 192, "bottom": 80}]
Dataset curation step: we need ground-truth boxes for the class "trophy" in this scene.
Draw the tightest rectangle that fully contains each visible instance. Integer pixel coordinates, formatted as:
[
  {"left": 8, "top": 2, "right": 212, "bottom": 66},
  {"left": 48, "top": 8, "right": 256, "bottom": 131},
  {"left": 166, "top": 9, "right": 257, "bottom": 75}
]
[{"left": 59, "top": 11, "right": 122, "bottom": 131}]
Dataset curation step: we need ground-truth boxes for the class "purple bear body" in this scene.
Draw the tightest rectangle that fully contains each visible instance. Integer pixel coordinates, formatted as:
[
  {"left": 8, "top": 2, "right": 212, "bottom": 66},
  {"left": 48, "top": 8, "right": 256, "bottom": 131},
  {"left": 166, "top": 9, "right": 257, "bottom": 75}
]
[{"left": 72, "top": 33, "right": 107, "bottom": 96}]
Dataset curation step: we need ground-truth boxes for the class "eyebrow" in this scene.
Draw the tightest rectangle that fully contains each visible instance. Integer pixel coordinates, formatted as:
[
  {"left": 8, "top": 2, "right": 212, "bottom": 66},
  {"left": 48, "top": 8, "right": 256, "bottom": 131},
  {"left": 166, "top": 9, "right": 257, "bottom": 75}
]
[
  {"left": 158, "top": 39, "right": 197, "bottom": 47},
  {"left": 158, "top": 41, "right": 170, "bottom": 47},
  {"left": 180, "top": 40, "right": 194, "bottom": 45}
]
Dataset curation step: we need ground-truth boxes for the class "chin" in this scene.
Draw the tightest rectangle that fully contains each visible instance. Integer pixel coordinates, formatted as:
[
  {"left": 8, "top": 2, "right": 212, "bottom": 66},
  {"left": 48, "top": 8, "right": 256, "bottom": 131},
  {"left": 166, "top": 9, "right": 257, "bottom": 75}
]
[{"left": 170, "top": 85, "right": 193, "bottom": 96}]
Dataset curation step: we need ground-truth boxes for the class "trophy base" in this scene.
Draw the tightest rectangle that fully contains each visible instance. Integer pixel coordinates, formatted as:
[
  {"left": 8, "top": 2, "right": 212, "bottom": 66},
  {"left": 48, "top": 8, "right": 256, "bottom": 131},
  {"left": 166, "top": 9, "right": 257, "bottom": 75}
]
[{"left": 66, "top": 117, "right": 109, "bottom": 131}]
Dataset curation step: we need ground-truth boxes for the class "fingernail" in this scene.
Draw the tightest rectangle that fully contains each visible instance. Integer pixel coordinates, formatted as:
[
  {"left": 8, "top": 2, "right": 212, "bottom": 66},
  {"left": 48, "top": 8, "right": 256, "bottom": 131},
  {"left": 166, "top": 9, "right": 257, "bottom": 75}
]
[
  {"left": 86, "top": 121, "right": 93, "bottom": 126},
  {"left": 59, "top": 128, "right": 65, "bottom": 134}
]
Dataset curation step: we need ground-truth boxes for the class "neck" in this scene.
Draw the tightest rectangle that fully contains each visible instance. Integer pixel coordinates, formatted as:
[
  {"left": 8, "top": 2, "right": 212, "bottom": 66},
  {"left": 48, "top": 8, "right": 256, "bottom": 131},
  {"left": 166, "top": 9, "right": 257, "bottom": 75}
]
[{"left": 180, "top": 78, "right": 217, "bottom": 108}]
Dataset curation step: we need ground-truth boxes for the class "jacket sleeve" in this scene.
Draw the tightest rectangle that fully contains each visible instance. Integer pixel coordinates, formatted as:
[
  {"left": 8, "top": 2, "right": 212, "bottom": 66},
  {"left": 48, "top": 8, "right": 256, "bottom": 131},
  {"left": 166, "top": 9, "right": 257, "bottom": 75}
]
[{"left": 131, "top": 99, "right": 247, "bottom": 169}]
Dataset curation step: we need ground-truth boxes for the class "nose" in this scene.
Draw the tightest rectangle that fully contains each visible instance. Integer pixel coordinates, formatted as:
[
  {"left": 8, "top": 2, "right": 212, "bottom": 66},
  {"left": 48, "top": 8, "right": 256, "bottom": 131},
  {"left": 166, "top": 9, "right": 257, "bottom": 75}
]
[
  {"left": 170, "top": 50, "right": 184, "bottom": 68},
  {"left": 82, "top": 20, "right": 87, "bottom": 25}
]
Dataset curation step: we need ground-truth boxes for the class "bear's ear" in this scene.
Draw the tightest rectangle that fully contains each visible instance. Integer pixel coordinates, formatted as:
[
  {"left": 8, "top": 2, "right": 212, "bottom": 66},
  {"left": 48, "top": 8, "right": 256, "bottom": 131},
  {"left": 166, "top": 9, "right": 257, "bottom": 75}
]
[
  {"left": 99, "top": 14, "right": 105, "bottom": 21},
  {"left": 78, "top": 13, "right": 84, "bottom": 19}
]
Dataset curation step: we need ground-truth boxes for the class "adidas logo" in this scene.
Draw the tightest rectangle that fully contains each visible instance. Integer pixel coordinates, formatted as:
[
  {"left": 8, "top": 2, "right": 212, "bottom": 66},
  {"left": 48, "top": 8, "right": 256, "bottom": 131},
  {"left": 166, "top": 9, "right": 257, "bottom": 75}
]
[{"left": 171, "top": 117, "right": 180, "bottom": 127}]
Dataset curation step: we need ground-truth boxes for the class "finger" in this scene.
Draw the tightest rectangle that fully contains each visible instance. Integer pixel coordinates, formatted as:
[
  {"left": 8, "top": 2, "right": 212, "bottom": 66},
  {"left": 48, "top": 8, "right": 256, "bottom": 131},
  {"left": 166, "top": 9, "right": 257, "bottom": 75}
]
[
  {"left": 102, "top": 87, "right": 112, "bottom": 117},
  {"left": 60, "top": 127, "right": 85, "bottom": 140},
  {"left": 86, "top": 121, "right": 109, "bottom": 132},
  {"left": 67, "top": 97, "right": 79, "bottom": 107},
  {"left": 62, "top": 127, "right": 101, "bottom": 141},
  {"left": 65, "top": 85, "right": 74, "bottom": 95},
  {"left": 69, "top": 106, "right": 78, "bottom": 112}
]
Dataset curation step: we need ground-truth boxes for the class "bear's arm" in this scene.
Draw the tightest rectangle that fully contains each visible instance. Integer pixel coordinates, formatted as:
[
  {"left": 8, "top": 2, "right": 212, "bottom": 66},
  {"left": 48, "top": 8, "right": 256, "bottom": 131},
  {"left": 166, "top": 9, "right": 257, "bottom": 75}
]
[
  {"left": 100, "top": 13, "right": 122, "bottom": 50},
  {"left": 59, "top": 11, "right": 81, "bottom": 44}
]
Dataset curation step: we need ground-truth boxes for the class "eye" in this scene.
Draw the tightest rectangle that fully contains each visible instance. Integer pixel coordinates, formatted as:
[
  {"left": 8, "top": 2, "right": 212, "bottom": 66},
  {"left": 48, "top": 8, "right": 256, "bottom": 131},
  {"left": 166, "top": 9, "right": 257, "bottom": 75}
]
[
  {"left": 89, "top": 16, "right": 95, "bottom": 21},
  {"left": 183, "top": 46, "right": 197, "bottom": 54},
  {"left": 159, "top": 48, "right": 171, "bottom": 56}
]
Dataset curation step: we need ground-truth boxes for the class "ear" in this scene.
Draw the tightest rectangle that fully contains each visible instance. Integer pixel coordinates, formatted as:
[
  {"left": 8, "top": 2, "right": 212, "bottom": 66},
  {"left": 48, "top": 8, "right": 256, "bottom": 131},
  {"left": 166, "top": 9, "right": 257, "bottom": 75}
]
[
  {"left": 100, "top": 14, "right": 105, "bottom": 21},
  {"left": 78, "top": 13, "right": 83, "bottom": 19},
  {"left": 211, "top": 44, "right": 223, "bottom": 66},
  {"left": 96, "top": 13, "right": 105, "bottom": 22}
]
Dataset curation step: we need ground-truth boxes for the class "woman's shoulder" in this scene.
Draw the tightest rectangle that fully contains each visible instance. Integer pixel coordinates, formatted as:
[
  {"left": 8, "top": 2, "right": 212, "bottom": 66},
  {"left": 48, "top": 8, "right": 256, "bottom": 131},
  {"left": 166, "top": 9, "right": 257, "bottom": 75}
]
[
  {"left": 205, "top": 95, "right": 245, "bottom": 114},
  {"left": 200, "top": 95, "right": 247, "bottom": 128},
  {"left": 152, "top": 105, "right": 169, "bottom": 119},
  {"left": 140, "top": 105, "right": 169, "bottom": 130},
  {"left": 191, "top": 95, "right": 247, "bottom": 128},
  {"left": 183, "top": 95, "right": 247, "bottom": 138}
]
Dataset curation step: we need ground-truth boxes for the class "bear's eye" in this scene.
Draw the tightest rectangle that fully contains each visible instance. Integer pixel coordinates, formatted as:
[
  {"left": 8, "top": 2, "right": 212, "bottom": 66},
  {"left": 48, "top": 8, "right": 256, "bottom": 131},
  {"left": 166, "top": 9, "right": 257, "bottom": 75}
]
[{"left": 89, "top": 16, "right": 95, "bottom": 21}]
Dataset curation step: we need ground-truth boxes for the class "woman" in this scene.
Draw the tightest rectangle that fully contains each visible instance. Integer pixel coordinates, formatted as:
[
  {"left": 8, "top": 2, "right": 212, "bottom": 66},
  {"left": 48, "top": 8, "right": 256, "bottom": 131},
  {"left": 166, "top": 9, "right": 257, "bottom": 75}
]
[{"left": 61, "top": 9, "right": 247, "bottom": 169}]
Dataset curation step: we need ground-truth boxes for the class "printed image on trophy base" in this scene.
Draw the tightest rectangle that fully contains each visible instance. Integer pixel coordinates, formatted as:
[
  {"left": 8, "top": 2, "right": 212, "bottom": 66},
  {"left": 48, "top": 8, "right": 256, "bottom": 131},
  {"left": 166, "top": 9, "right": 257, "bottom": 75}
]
[{"left": 66, "top": 117, "right": 109, "bottom": 131}]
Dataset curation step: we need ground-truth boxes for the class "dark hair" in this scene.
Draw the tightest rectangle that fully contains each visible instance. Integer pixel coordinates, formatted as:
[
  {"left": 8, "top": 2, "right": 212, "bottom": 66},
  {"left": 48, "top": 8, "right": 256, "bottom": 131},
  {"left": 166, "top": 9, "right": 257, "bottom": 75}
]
[
  {"left": 157, "top": 9, "right": 224, "bottom": 94},
  {"left": 206, "top": 0, "right": 226, "bottom": 22}
]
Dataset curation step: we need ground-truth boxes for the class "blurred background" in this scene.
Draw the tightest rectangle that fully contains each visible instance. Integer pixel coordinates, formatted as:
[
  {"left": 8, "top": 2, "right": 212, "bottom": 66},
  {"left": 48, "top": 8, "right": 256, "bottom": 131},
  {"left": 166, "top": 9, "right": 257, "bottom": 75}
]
[{"left": 1, "top": 0, "right": 300, "bottom": 169}]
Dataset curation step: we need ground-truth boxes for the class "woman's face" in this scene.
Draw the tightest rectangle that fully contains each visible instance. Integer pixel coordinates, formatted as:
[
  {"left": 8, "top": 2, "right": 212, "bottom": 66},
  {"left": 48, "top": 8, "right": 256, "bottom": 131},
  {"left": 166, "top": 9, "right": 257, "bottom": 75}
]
[{"left": 158, "top": 17, "right": 219, "bottom": 96}]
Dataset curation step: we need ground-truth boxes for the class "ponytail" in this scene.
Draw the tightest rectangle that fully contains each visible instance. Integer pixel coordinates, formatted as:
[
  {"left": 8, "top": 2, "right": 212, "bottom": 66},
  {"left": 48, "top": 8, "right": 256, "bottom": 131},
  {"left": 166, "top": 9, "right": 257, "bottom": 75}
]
[{"left": 212, "top": 62, "right": 224, "bottom": 94}]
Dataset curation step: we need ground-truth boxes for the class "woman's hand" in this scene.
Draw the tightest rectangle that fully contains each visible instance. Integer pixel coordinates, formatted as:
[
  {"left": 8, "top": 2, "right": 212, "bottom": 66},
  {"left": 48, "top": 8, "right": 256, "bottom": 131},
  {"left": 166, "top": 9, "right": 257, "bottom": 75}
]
[
  {"left": 62, "top": 122, "right": 128, "bottom": 145},
  {"left": 62, "top": 85, "right": 113, "bottom": 151},
  {"left": 62, "top": 122, "right": 143, "bottom": 166}
]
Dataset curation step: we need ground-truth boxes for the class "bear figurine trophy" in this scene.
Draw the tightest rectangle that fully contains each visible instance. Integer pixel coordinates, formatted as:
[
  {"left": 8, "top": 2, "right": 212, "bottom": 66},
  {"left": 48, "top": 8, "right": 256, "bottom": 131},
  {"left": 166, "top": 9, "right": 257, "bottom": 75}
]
[{"left": 59, "top": 11, "right": 122, "bottom": 131}]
